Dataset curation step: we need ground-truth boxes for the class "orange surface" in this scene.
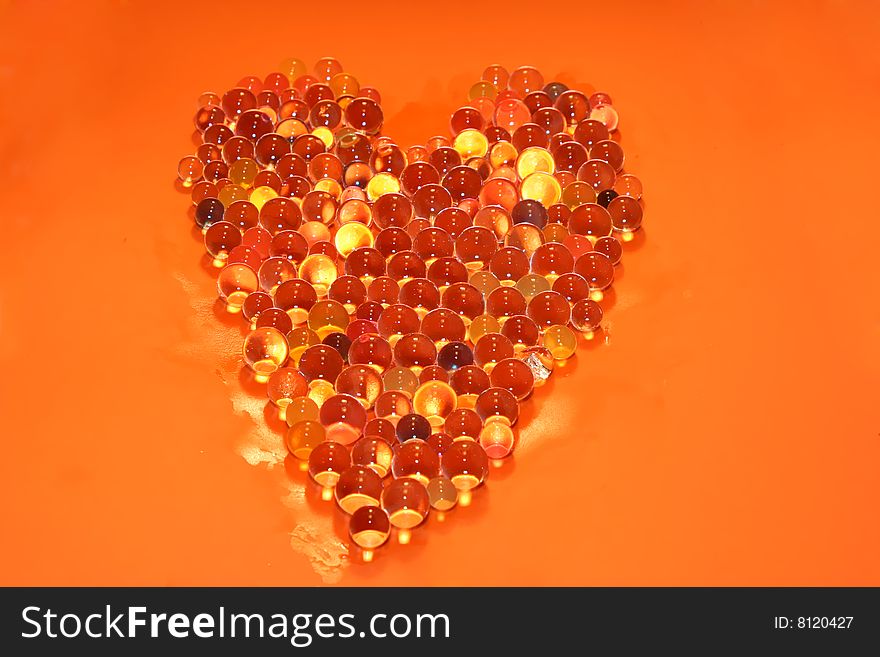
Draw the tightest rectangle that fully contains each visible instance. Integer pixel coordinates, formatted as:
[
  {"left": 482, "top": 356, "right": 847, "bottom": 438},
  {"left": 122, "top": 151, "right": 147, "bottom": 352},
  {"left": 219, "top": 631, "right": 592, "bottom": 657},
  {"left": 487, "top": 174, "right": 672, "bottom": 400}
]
[{"left": 1, "top": 0, "right": 878, "bottom": 586}]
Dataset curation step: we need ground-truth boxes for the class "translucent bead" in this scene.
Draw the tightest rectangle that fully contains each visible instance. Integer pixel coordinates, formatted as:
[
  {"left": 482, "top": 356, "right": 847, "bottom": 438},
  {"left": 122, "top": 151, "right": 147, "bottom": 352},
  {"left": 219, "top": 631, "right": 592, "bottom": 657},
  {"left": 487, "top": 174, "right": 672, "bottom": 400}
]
[
  {"left": 505, "top": 223, "right": 545, "bottom": 256},
  {"left": 452, "top": 128, "right": 489, "bottom": 159},
  {"left": 561, "top": 181, "right": 598, "bottom": 210},
  {"left": 398, "top": 279, "right": 440, "bottom": 319},
  {"left": 297, "top": 253, "right": 338, "bottom": 296},
  {"left": 412, "top": 380, "right": 457, "bottom": 426},
  {"left": 387, "top": 251, "right": 427, "bottom": 282},
  {"left": 323, "top": 331, "right": 351, "bottom": 362},
  {"left": 255, "top": 308, "right": 293, "bottom": 334},
  {"left": 298, "top": 344, "right": 344, "bottom": 384},
  {"left": 308, "top": 441, "right": 351, "bottom": 495},
  {"left": 515, "top": 273, "right": 552, "bottom": 302},
  {"left": 543, "top": 324, "right": 578, "bottom": 360},
  {"left": 515, "top": 147, "right": 555, "bottom": 179},
  {"left": 345, "top": 319, "right": 377, "bottom": 341},
  {"left": 552, "top": 141, "right": 588, "bottom": 174},
  {"left": 352, "top": 437, "right": 394, "bottom": 478},
  {"left": 590, "top": 104, "right": 619, "bottom": 131},
  {"left": 177, "top": 156, "right": 203, "bottom": 187},
  {"left": 420, "top": 308, "right": 467, "bottom": 347},
  {"left": 242, "top": 291, "right": 274, "bottom": 325},
  {"left": 562, "top": 234, "right": 594, "bottom": 259},
  {"left": 335, "top": 465, "right": 382, "bottom": 514},
  {"left": 257, "top": 256, "right": 297, "bottom": 294},
  {"left": 393, "top": 332, "right": 438, "bottom": 374},
  {"left": 335, "top": 364, "right": 384, "bottom": 409},
  {"left": 426, "top": 476, "right": 458, "bottom": 511},
  {"left": 412, "top": 183, "right": 453, "bottom": 220},
  {"left": 574, "top": 252, "right": 615, "bottom": 291},
  {"left": 443, "top": 407, "right": 483, "bottom": 442},
  {"left": 286, "top": 327, "right": 321, "bottom": 366},
  {"left": 597, "top": 189, "right": 619, "bottom": 208},
  {"left": 613, "top": 173, "right": 643, "bottom": 199},
  {"left": 482, "top": 64, "right": 509, "bottom": 88},
  {"left": 218, "top": 263, "right": 258, "bottom": 312},
  {"left": 489, "top": 357, "right": 535, "bottom": 400},
  {"left": 274, "top": 278, "right": 318, "bottom": 325},
  {"left": 520, "top": 171, "right": 562, "bottom": 207},
  {"left": 569, "top": 203, "right": 612, "bottom": 238},
  {"left": 285, "top": 420, "right": 325, "bottom": 460},
  {"left": 346, "top": 247, "right": 387, "bottom": 283},
  {"left": 327, "top": 275, "right": 367, "bottom": 313},
  {"left": 474, "top": 386, "right": 519, "bottom": 425},
  {"left": 448, "top": 366, "right": 491, "bottom": 407},
  {"left": 427, "top": 257, "right": 469, "bottom": 290},
  {"left": 479, "top": 421, "right": 515, "bottom": 459},
  {"left": 349, "top": 506, "right": 391, "bottom": 557},
  {"left": 594, "top": 235, "right": 623, "bottom": 265},
  {"left": 486, "top": 286, "right": 526, "bottom": 322},
  {"left": 392, "top": 441, "right": 440, "bottom": 486},
  {"left": 382, "top": 366, "right": 419, "bottom": 397},
  {"left": 440, "top": 283, "right": 485, "bottom": 324},
  {"left": 427, "top": 432, "right": 454, "bottom": 456},
  {"left": 377, "top": 304, "right": 420, "bottom": 346},
  {"left": 441, "top": 441, "right": 489, "bottom": 492},
  {"left": 335, "top": 222, "right": 374, "bottom": 258},
  {"left": 355, "top": 301, "right": 383, "bottom": 323},
  {"left": 285, "top": 395, "right": 320, "bottom": 428},
  {"left": 468, "top": 314, "right": 501, "bottom": 343},
  {"left": 488, "top": 246, "right": 530, "bottom": 286},
  {"left": 299, "top": 221, "right": 331, "bottom": 247},
  {"left": 271, "top": 230, "right": 308, "bottom": 262},
  {"left": 511, "top": 199, "right": 549, "bottom": 229},
  {"left": 396, "top": 413, "right": 432, "bottom": 443},
  {"left": 366, "top": 172, "right": 401, "bottom": 201},
  {"left": 577, "top": 159, "right": 616, "bottom": 192},
  {"left": 437, "top": 341, "right": 475, "bottom": 371},
  {"left": 364, "top": 418, "right": 396, "bottom": 444},
  {"left": 374, "top": 390, "right": 413, "bottom": 425},
  {"left": 242, "top": 327, "right": 289, "bottom": 381},
  {"left": 473, "top": 332, "right": 515, "bottom": 372},
  {"left": 419, "top": 365, "right": 449, "bottom": 385},
  {"left": 195, "top": 197, "right": 225, "bottom": 230},
  {"left": 345, "top": 97, "right": 384, "bottom": 134},
  {"left": 382, "top": 479, "right": 430, "bottom": 531},
  {"left": 527, "top": 290, "right": 571, "bottom": 327},
  {"left": 570, "top": 299, "right": 604, "bottom": 333},
  {"left": 500, "top": 314, "right": 540, "bottom": 351},
  {"left": 530, "top": 242, "right": 574, "bottom": 282},
  {"left": 266, "top": 367, "right": 308, "bottom": 410},
  {"left": 478, "top": 177, "right": 519, "bottom": 212},
  {"left": 607, "top": 195, "right": 643, "bottom": 233},
  {"left": 552, "top": 272, "right": 591, "bottom": 304},
  {"left": 204, "top": 221, "right": 242, "bottom": 267},
  {"left": 306, "top": 299, "right": 349, "bottom": 339}
]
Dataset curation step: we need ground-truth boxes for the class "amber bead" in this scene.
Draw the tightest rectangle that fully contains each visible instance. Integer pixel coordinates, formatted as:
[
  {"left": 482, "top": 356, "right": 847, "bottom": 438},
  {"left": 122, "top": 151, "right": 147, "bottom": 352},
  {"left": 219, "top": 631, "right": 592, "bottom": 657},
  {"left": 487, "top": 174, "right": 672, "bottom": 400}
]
[
  {"left": 396, "top": 413, "right": 432, "bottom": 443},
  {"left": 574, "top": 252, "right": 615, "bottom": 290},
  {"left": 530, "top": 242, "right": 575, "bottom": 282},
  {"left": 440, "top": 283, "right": 485, "bottom": 324},
  {"left": 298, "top": 253, "right": 338, "bottom": 296},
  {"left": 488, "top": 357, "right": 535, "bottom": 400},
  {"left": 607, "top": 195, "right": 643, "bottom": 233},
  {"left": 488, "top": 246, "right": 530, "bottom": 286},
  {"left": 308, "top": 441, "right": 351, "bottom": 490},
  {"left": 398, "top": 278, "right": 440, "bottom": 318},
  {"left": 436, "top": 340, "right": 474, "bottom": 371},
  {"left": 333, "top": 466, "right": 382, "bottom": 515},
  {"left": 217, "top": 263, "right": 258, "bottom": 312},
  {"left": 418, "top": 365, "right": 449, "bottom": 385},
  {"left": 500, "top": 314, "right": 540, "bottom": 351},
  {"left": 382, "top": 478, "right": 430, "bottom": 530},
  {"left": 255, "top": 308, "right": 294, "bottom": 335},
  {"left": 284, "top": 396, "right": 320, "bottom": 428},
  {"left": 258, "top": 256, "right": 297, "bottom": 294},
  {"left": 426, "top": 257, "right": 469, "bottom": 290},
  {"left": 412, "top": 380, "right": 458, "bottom": 426},
  {"left": 515, "top": 273, "right": 551, "bottom": 302},
  {"left": 454, "top": 226, "right": 498, "bottom": 270},
  {"left": 285, "top": 419, "right": 325, "bottom": 461},
  {"left": 419, "top": 307, "right": 467, "bottom": 347},
  {"left": 242, "top": 291, "right": 274, "bottom": 324},
  {"left": 562, "top": 234, "right": 594, "bottom": 259},
  {"left": 393, "top": 332, "right": 438, "bottom": 373},
  {"left": 349, "top": 506, "right": 391, "bottom": 555},
  {"left": 274, "top": 278, "right": 318, "bottom": 324},
  {"left": 203, "top": 221, "right": 242, "bottom": 266},
  {"left": 387, "top": 250, "right": 427, "bottom": 282},
  {"left": 382, "top": 366, "right": 419, "bottom": 398},
  {"left": 552, "top": 272, "right": 591, "bottom": 304},
  {"left": 355, "top": 301, "right": 384, "bottom": 323},
  {"left": 373, "top": 228, "right": 412, "bottom": 261},
  {"left": 335, "top": 364, "right": 384, "bottom": 409},
  {"left": 327, "top": 275, "right": 367, "bottom": 313},
  {"left": 319, "top": 393, "right": 367, "bottom": 444},
  {"left": 596, "top": 189, "right": 618, "bottom": 209},
  {"left": 270, "top": 230, "right": 308, "bottom": 263},
  {"left": 486, "top": 286, "right": 526, "bottom": 322},
  {"left": 366, "top": 276, "right": 400, "bottom": 306},
  {"left": 364, "top": 418, "right": 397, "bottom": 445},
  {"left": 505, "top": 223, "right": 545, "bottom": 256},
  {"left": 569, "top": 203, "right": 612, "bottom": 238},
  {"left": 527, "top": 290, "right": 571, "bottom": 328},
  {"left": 571, "top": 298, "right": 604, "bottom": 333},
  {"left": 345, "top": 97, "right": 384, "bottom": 134},
  {"left": 593, "top": 235, "right": 622, "bottom": 265},
  {"left": 474, "top": 386, "right": 519, "bottom": 426},
  {"left": 511, "top": 199, "right": 549, "bottom": 229},
  {"left": 298, "top": 343, "right": 344, "bottom": 383},
  {"left": 377, "top": 304, "right": 420, "bottom": 345},
  {"left": 375, "top": 390, "right": 413, "bottom": 425},
  {"left": 573, "top": 119, "right": 610, "bottom": 149},
  {"left": 613, "top": 173, "right": 643, "bottom": 199},
  {"left": 348, "top": 333, "right": 393, "bottom": 372},
  {"left": 479, "top": 421, "right": 515, "bottom": 459},
  {"left": 441, "top": 441, "right": 489, "bottom": 492},
  {"left": 441, "top": 406, "right": 482, "bottom": 441},
  {"left": 286, "top": 327, "right": 321, "bottom": 366},
  {"left": 473, "top": 332, "right": 516, "bottom": 371},
  {"left": 392, "top": 440, "right": 441, "bottom": 487},
  {"left": 266, "top": 367, "right": 308, "bottom": 409},
  {"left": 195, "top": 197, "right": 225, "bottom": 230},
  {"left": 351, "top": 437, "right": 394, "bottom": 478},
  {"left": 467, "top": 314, "right": 501, "bottom": 344}
]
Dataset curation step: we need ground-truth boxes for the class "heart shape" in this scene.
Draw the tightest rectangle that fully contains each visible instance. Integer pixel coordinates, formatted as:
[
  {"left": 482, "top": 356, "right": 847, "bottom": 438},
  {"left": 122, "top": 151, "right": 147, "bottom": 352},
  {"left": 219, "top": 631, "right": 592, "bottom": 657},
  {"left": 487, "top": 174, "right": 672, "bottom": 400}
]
[{"left": 177, "top": 58, "right": 644, "bottom": 563}]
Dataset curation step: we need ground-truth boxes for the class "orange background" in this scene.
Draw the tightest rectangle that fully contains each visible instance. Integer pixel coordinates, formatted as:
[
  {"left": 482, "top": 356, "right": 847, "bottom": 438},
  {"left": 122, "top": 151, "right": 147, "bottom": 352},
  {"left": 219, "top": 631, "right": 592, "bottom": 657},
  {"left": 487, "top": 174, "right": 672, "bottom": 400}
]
[{"left": 0, "top": 0, "right": 878, "bottom": 586}]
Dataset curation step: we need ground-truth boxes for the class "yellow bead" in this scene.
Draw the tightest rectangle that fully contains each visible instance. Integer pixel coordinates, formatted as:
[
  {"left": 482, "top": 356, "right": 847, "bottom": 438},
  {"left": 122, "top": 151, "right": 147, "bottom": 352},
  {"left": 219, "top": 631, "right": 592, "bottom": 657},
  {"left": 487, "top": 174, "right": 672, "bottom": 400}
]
[
  {"left": 298, "top": 253, "right": 338, "bottom": 297},
  {"left": 249, "top": 185, "right": 278, "bottom": 210},
  {"left": 334, "top": 222, "right": 375, "bottom": 258},
  {"left": 542, "top": 324, "right": 578, "bottom": 360},
  {"left": 412, "top": 380, "right": 458, "bottom": 426},
  {"left": 366, "top": 172, "right": 401, "bottom": 201},
  {"left": 312, "top": 126, "right": 334, "bottom": 148},
  {"left": 520, "top": 171, "right": 562, "bottom": 207},
  {"left": 453, "top": 128, "right": 489, "bottom": 159},
  {"left": 307, "top": 299, "right": 350, "bottom": 339},
  {"left": 515, "top": 147, "right": 555, "bottom": 178}
]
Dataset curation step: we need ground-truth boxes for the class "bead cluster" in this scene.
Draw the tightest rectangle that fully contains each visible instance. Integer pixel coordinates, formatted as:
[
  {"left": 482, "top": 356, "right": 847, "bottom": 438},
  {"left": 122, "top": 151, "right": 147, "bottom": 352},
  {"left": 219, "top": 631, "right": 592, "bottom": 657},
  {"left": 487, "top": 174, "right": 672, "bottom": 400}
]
[{"left": 177, "top": 58, "right": 644, "bottom": 561}]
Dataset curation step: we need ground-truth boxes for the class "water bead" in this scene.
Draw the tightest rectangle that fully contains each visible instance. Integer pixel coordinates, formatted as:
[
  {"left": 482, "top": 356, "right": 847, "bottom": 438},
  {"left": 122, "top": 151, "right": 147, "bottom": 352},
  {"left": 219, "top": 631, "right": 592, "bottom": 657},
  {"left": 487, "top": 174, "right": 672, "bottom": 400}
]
[
  {"left": 195, "top": 197, "right": 225, "bottom": 230},
  {"left": 335, "top": 466, "right": 382, "bottom": 514},
  {"left": 520, "top": 171, "right": 562, "bottom": 207},
  {"left": 382, "top": 479, "right": 430, "bottom": 531},
  {"left": 527, "top": 290, "right": 571, "bottom": 327},
  {"left": 177, "top": 156, "right": 203, "bottom": 187},
  {"left": 515, "top": 273, "right": 552, "bottom": 302},
  {"left": 478, "top": 177, "right": 519, "bottom": 212},
  {"left": 573, "top": 119, "right": 610, "bottom": 150},
  {"left": 448, "top": 366, "right": 491, "bottom": 407},
  {"left": 613, "top": 173, "right": 643, "bottom": 199},
  {"left": 323, "top": 332, "right": 351, "bottom": 363},
  {"left": 367, "top": 276, "right": 400, "bottom": 306},
  {"left": 437, "top": 341, "right": 475, "bottom": 371},
  {"left": 308, "top": 441, "right": 351, "bottom": 495},
  {"left": 427, "top": 257, "right": 469, "bottom": 289},
  {"left": 488, "top": 140, "right": 518, "bottom": 169},
  {"left": 382, "top": 366, "right": 419, "bottom": 397},
  {"left": 274, "top": 278, "right": 318, "bottom": 324},
  {"left": 468, "top": 314, "right": 501, "bottom": 344},
  {"left": 532, "top": 106, "right": 567, "bottom": 136},
  {"left": 482, "top": 64, "right": 509, "bottom": 89},
  {"left": 488, "top": 356, "right": 535, "bottom": 400},
  {"left": 420, "top": 307, "right": 467, "bottom": 346},
  {"left": 574, "top": 251, "right": 615, "bottom": 290},
  {"left": 440, "top": 282, "right": 485, "bottom": 323},
  {"left": 194, "top": 105, "right": 226, "bottom": 133},
  {"left": 297, "top": 253, "right": 338, "bottom": 296},
  {"left": 473, "top": 332, "right": 515, "bottom": 371},
  {"left": 258, "top": 256, "right": 297, "bottom": 294},
  {"left": 396, "top": 413, "right": 432, "bottom": 444},
  {"left": 286, "top": 327, "right": 321, "bottom": 365},
  {"left": 375, "top": 390, "right": 413, "bottom": 425},
  {"left": 452, "top": 128, "right": 489, "bottom": 160},
  {"left": 494, "top": 98, "right": 532, "bottom": 134},
  {"left": 334, "top": 222, "right": 374, "bottom": 258},
  {"left": 387, "top": 250, "right": 427, "bottom": 282},
  {"left": 511, "top": 199, "right": 549, "bottom": 229},
  {"left": 348, "top": 333, "right": 393, "bottom": 372},
  {"left": 298, "top": 343, "right": 344, "bottom": 384},
  {"left": 191, "top": 180, "right": 218, "bottom": 206},
  {"left": 592, "top": 236, "right": 621, "bottom": 266},
  {"left": 355, "top": 301, "right": 383, "bottom": 324},
  {"left": 479, "top": 421, "right": 515, "bottom": 459},
  {"left": 335, "top": 364, "right": 384, "bottom": 409},
  {"left": 500, "top": 314, "right": 540, "bottom": 351},
  {"left": 516, "top": 147, "right": 555, "bottom": 179},
  {"left": 486, "top": 286, "right": 526, "bottom": 322},
  {"left": 473, "top": 205, "right": 512, "bottom": 240},
  {"left": 607, "top": 195, "right": 643, "bottom": 233},
  {"left": 242, "top": 327, "right": 289, "bottom": 381},
  {"left": 442, "top": 165, "right": 482, "bottom": 201},
  {"left": 377, "top": 304, "right": 421, "bottom": 345},
  {"left": 489, "top": 246, "right": 530, "bottom": 285},
  {"left": 412, "top": 228, "right": 454, "bottom": 264},
  {"left": 542, "top": 324, "right": 577, "bottom": 360},
  {"left": 346, "top": 247, "right": 387, "bottom": 282},
  {"left": 217, "top": 263, "right": 258, "bottom": 312},
  {"left": 508, "top": 65, "right": 544, "bottom": 96},
  {"left": 450, "top": 106, "right": 485, "bottom": 135},
  {"left": 428, "top": 146, "right": 461, "bottom": 177},
  {"left": 327, "top": 275, "right": 367, "bottom": 313},
  {"left": 346, "top": 319, "right": 378, "bottom": 341},
  {"left": 203, "top": 123, "right": 234, "bottom": 146},
  {"left": 441, "top": 441, "right": 489, "bottom": 492},
  {"left": 352, "top": 437, "right": 394, "bottom": 478},
  {"left": 412, "top": 380, "right": 458, "bottom": 426},
  {"left": 400, "top": 162, "right": 440, "bottom": 197},
  {"left": 596, "top": 189, "right": 618, "bottom": 209},
  {"left": 255, "top": 308, "right": 294, "bottom": 334},
  {"left": 349, "top": 506, "right": 391, "bottom": 557},
  {"left": 530, "top": 242, "right": 575, "bottom": 282},
  {"left": 412, "top": 184, "right": 453, "bottom": 220},
  {"left": 590, "top": 103, "right": 619, "bottom": 131},
  {"left": 203, "top": 221, "right": 242, "bottom": 267},
  {"left": 551, "top": 272, "right": 591, "bottom": 305},
  {"left": 345, "top": 97, "right": 384, "bottom": 134},
  {"left": 554, "top": 90, "right": 590, "bottom": 126},
  {"left": 392, "top": 439, "right": 441, "bottom": 488},
  {"left": 319, "top": 393, "right": 367, "bottom": 444},
  {"left": 393, "top": 332, "right": 438, "bottom": 373},
  {"left": 241, "top": 290, "right": 273, "bottom": 325},
  {"left": 285, "top": 420, "right": 325, "bottom": 461},
  {"left": 469, "top": 271, "right": 501, "bottom": 299},
  {"left": 266, "top": 367, "right": 309, "bottom": 410},
  {"left": 307, "top": 299, "right": 349, "bottom": 339},
  {"left": 552, "top": 141, "right": 589, "bottom": 174},
  {"left": 568, "top": 202, "right": 613, "bottom": 238},
  {"left": 454, "top": 226, "right": 497, "bottom": 270},
  {"left": 512, "top": 123, "right": 548, "bottom": 151}
]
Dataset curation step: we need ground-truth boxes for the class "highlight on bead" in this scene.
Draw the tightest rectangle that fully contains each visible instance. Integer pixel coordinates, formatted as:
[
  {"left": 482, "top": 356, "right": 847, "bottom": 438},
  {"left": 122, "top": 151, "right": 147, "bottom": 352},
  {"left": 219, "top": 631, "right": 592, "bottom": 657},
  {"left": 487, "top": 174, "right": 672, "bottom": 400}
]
[{"left": 176, "top": 57, "right": 644, "bottom": 561}]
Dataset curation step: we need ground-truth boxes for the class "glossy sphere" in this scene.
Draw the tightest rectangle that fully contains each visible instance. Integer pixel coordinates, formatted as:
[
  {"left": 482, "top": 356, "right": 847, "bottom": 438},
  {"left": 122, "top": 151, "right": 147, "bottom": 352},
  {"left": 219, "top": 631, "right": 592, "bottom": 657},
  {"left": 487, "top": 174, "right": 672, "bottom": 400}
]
[
  {"left": 443, "top": 408, "right": 483, "bottom": 442},
  {"left": 569, "top": 203, "right": 612, "bottom": 238},
  {"left": 486, "top": 286, "right": 526, "bottom": 322},
  {"left": 335, "top": 466, "right": 383, "bottom": 514},
  {"left": 377, "top": 304, "right": 420, "bottom": 344},
  {"left": 275, "top": 279, "right": 318, "bottom": 324},
  {"left": 455, "top": 226, "right": 497, "bottom": 270},
  {"left": 437, "top": 341, "right": 475, "bottom": 371},
  {"left": 473, "top": 333, "right": 515, "bottom": 371},
  {"left": 177, "top": 156, "right": 203, "bottom": 187},
  {"left": 552, "top": 272, "right": 591, "bottom": 304},
  {"left": 396, "top": 413, "right": 432, "bottom": 443},
  {"left": 267, "top": 367, "right": 308, "bottom": 407},
  {"left": 285, "top": 420, "right": 325, "bottom": 460},
  {"left": 382, "top": 479, "right": 430, "bottom": 529},
  {"left": 412, "top": 380, "right": 458, "bottom": 426},
  {"left": 335, "top": 364, "right": 384, "bottom": 409},
  {"left": 242, "top": 291, "right": 274, "bottom": 324},
  {"left": 571, "top": 299, "right": 604, "bottom": 332},
  {"left": 530, "top": 243, "right": 574, "bottom": 281},
  {"left": 475, "top": 386, "right": 520, "bottom": 425},
  {"left": 426, "top": 476, "right": 458, "bottom": 511},
  {"left": 613, "top": 173, "right": 643, "bottom": 199},
  {"left": 594, "top": 235, "right": 623, "bottom": 265},
  {"left": 574, "top": 252, "right": 615, "bottom": 290},
  {"left": 298, "top": 253, "right": 338, "bottom": 296},
  {"left": 468, "top": 314, "right": 501, "bottom": 343},
  {"left": 349, "top": 506, "right": 391, "bottom": 551},
  {"left": 441, "top": 283, "right": 485, "bottom": 323},
  {"left": 351, "top": 437, "right": 394, "bottom": 478},
  {"left": 420, "top": 308, "right": 467, "bottom": 346},
  {"left": 242, "top": 327, "right": 288, "bottom": 380},
  {"left": 374, "top": 390, "right": 413, "bottom": 424},
  {"left": 298, "top": 343, "right": 344, "bottom": 383},
  {"left": 382, "top": 366, "right": 419, "bottom": 397},
  {"left": 479, "top": 421, "right": 516, "bottom": 459},
  {"left": 307, "top": 299, "right": 349, "bottom": 339},
  {"left": 607, "top": 195, "right": 643, "bottom": 233},
  {"left": 489, "top": 246, "right": 530, "bottom": 285},
  {"left": 489, "top": 357, "right": 535, "bottom": 400},
  {"left": 515, "top": 273, "right": 551, "bottom": 302},
  {"left": 392, "top": 440, "right": 440, "bottom": 486},
  {"left": 348, "top": 333, "right": 393, "bottom": 372},
  {"left": 307, "top": 440, "right": 351, "bottom": 488},
  {"left": 527, "top": 290, "right": 571, "bottom": 327},
  {"left": 441, "top": 441, "right": 489, "bottom": 491},
  {"left": 319, "top": 393, "right": 367, "bottom": 444},
  {"left": 543, "top": 324, "right": 578, "bottom": 360},
  {"left": 284, "top": 396, "right": 320, "bottom": 428},
  {"left": 204, "top": 221, "right": 242, "bottom": 265}
]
